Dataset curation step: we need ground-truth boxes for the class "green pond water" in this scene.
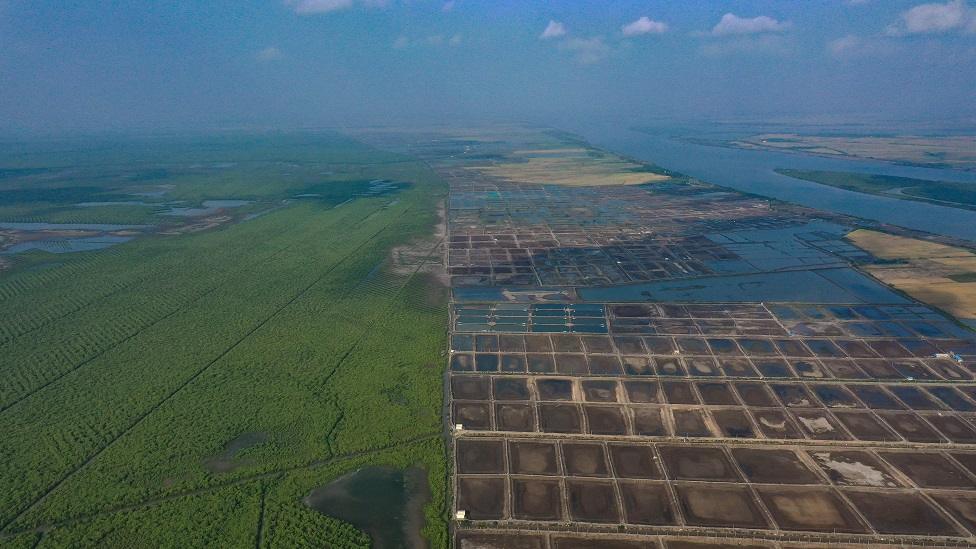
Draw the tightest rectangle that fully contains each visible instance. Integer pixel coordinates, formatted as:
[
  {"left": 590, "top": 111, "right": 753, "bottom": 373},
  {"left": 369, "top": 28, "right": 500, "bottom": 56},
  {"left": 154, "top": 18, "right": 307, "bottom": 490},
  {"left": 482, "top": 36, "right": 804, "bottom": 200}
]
[
  {"left": 305, "top": 466, "right": 431, "bottom": 549},
  {"left": 203, "top": 432, "right": 268, "bottom": 473}
]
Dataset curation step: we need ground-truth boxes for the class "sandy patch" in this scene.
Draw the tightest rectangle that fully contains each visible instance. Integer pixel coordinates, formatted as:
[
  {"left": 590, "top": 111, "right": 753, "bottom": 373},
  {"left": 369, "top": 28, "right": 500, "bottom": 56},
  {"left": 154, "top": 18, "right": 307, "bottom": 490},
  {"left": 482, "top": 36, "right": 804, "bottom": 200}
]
[{"left": 847, "top": 229, "right": 976, "bottom": 320}]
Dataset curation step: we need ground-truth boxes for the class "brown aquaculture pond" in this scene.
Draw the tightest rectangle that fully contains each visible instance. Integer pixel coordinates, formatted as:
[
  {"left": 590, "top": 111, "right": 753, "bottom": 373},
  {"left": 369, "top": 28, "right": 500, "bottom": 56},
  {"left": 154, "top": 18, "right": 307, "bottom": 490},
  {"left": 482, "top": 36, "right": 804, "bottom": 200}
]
[{"left": 439, "top": 147, "right": 976, "bottom": 546}]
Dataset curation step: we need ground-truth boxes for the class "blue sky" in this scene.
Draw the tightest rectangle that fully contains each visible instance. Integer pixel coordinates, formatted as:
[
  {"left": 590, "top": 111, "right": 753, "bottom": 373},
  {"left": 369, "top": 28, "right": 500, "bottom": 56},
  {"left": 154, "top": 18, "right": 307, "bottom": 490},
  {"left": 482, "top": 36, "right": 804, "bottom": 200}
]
[{"left": 1, "top": 0, "right": 975, "bottom": 133}]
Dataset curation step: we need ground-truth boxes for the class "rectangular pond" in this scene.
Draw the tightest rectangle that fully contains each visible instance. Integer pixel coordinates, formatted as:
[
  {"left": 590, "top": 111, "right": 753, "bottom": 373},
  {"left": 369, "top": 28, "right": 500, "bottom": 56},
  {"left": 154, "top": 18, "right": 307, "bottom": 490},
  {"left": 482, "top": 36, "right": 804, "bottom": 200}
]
[{"left": 578, "top": 268, "right": 909, "bottom": 304}]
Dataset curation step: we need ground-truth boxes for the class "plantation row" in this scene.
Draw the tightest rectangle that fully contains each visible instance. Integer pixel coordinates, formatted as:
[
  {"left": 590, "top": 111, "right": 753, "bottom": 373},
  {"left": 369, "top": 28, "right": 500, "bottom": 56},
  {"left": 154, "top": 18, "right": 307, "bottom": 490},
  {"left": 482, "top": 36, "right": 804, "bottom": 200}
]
[
  {"left": 0, "top": 203, "right": 162, "bottom": 225},
  {"left": 14, "top": 192, "right": 446, "bottom": 528},
  {"left": 1, "top": 197, "right": 404, "bottom": 527},
  {"left": 0, "top": 140, "right": 451, "bottom": 547},
  {"left": 0, "top": 195, "right": 350, "bottom": 342},
  {"left": 2, "top": 436, "right": 447, "bottom": 548},
  {"left": 0, "top": 245, "right": 130, "bottom": 302},
  {"left": 0, "top": 201, "right": 376, "bottom": 408}
]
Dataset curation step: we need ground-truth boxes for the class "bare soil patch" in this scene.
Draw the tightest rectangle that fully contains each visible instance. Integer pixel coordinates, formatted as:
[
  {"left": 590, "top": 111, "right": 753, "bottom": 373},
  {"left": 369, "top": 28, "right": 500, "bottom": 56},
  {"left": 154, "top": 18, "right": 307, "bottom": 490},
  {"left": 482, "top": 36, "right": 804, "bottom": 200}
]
[
  {"left": 512, "top": 478, "right": 563, "bottom": 520},
  {"left": 563, "top": 442, "right": 609, "bottom": 477},
  {"left": 456, "top": 438, "right": 506, "bottom": 474},
  {"left": 452, "top": 375, "right": 490, "bottom": 400},
  {"left": 509, "top": 441, "right": 559, "bottom": 475},
  {"left": 567, "top": 479, "right": 621, "bottom": 523},
  {"left": 581, "top": 380, "right": 618, "bottom": 402},
  {"left": 619, "top": 481, "right": 675, "bottom": 525},
  {"left": 756, "top": 486, "right": 865, "bottom": 533},
  {"left": 454, "top": 402, "right": 492, "bottom": 430},
  {"left": 456, "top": 532, "right": 545, "bottom": 549},
  {"left": 659, "top": 446, "right": 739, "bottom": 481},
  {"left": 732, "top": 448, "right": 820, "bottom": 484},
  {"left": 584, "top": 405, "right": 628, "bottom": 435},
  {"left": 539, "top": 403, "right": 583, "bottom": 433},
  {"left": 674, "top": 484, "right": 768, "bottom": 528},
  {"left": 844, "top": 489, "right": 959, "bottom": 535},
  {"left": 495, "top": 403, "right": 536, "bottom": 432},
  {"left": 632, "top": 407, "right": 668, "bottom": 436},
  {"left": 458, "top": 476, "right": 506, "bottom": 520},
  {"left": 609, "top": 444, "right": 660, "bottom": 479},
  {"left": 494, "top": 377, "right": 530, "bottom": 400},
  {"left": 624, "top": 381, "right": 661, "bottom": 403},
  {"left": 879, "top": 451, "right": 976, "bottom": 488}
]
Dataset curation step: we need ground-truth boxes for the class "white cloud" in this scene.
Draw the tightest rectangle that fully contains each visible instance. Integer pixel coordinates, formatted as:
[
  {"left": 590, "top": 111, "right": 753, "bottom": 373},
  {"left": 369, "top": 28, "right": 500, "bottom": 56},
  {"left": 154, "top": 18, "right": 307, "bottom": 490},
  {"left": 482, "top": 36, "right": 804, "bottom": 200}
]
[
  {"left": 621, "top": 16, "right": 668, "bottom": 37},
  {"left": 449, "top": 33, "right": 462, "bottom": 46},
  {"left": 827, "top": 34, "right": 862, "bottom": 55},
  {"left": 540, "top": 20, "right": 567, "bottom": 40},
  {"left": 285, "top": 0, "right": 389, "bottom": 14},
  {"left": 711, "top": 13, "right": 791, "bottom": 36},
  {"left": 286, "top": 0, "right": 354, "bottom": 14},
  {"left": 885, "top": 0, "right": 975, "bottom": 35},
  {"left": 539, "top": 20, "right": 608, "bottom": 64},
  {"left": 558, "top": 36, "right": 610, "bottom": 64},
  {"left": 392, "top": 35, "right": 409, "bottom": 49},
  {"left": 256, "top": 46, "right": 283, "bottom": 61},
  {"left": 442, "top": 1, "right": 455, "bottom": 12},
  {"left": 827, "top": 33, "right": 894, "bottom": 57}
]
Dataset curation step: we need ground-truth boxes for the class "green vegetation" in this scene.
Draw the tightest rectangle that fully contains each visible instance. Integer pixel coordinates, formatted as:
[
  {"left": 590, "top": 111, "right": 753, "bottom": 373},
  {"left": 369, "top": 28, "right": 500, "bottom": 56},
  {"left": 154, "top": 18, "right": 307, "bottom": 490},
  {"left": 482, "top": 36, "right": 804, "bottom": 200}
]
[
  {"left": 775, "top": 169, "right": 976, "bottom": 210},
  {"left": 949, "top": 272, "right": 976, "bottom": 283},
  {"left": 0, "top": 134, "right": 449, "bottom": 547}
]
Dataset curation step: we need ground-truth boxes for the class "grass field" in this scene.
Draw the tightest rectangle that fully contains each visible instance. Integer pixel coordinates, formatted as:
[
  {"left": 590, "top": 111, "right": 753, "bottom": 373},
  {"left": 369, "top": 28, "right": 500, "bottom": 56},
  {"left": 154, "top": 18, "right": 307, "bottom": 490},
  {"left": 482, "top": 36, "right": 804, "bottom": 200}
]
[
  {"left": 777, "top": 169, "right": 976, "bottom": 210},
  {"left": 0, "top": 134, "right": 450, "bottom": 547},
  {"left": 847, "top": 229, "right": 976, "bottom": 323}
]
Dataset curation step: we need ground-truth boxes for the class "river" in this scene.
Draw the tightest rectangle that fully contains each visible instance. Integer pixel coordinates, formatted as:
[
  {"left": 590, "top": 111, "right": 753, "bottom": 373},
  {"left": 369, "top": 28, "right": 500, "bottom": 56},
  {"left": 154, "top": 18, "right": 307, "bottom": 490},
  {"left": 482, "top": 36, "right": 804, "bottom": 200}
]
[{"left": 576, "top": 124, "right": 976, "bottom": 242}]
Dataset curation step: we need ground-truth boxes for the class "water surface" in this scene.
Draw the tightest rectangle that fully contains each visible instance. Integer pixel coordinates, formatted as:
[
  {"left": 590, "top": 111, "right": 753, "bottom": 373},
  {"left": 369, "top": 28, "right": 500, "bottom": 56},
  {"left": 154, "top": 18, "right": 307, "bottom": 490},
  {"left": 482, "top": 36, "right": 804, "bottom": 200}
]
[
  {"left": 160, "top": 199, "right": 251, "bottom": 217},
  {"left": 203, "top": 432, "right": 268, "bottom": 473},
  {"left": 578, "top": 268, "right": 908, "bottom": 304},
  {"left": 0, "top": 235, "right": 134, "bottom": 255},
  {"left": 0, "top": 221, "right": 148, "bottom": 231},
  {"left": 578, "top": 124, "right": 976, "bottom": 241},
  {"left": 305, "top": 466, "right": 430, "bottom": 549}
]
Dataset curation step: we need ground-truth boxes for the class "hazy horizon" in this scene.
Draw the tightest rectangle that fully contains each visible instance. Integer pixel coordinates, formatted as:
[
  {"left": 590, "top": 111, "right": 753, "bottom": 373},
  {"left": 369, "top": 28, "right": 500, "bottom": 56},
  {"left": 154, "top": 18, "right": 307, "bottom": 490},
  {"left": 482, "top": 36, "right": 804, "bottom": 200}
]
[{"left": 2, "top": 0, "right": 976, "bottom": 135}]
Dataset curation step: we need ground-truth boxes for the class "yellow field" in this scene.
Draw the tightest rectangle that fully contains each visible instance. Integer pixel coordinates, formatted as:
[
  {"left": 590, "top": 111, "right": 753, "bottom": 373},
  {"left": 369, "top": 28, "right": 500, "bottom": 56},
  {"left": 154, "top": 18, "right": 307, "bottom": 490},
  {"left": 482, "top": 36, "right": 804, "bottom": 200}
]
[
  {"left": 847, "top": 229, "right": 976, "bottom": 320},
  {"left": 355, "top": 126, "right": 672, "bottom": 187},
  {"left": 471, "top": 149, "right": 670, "bottom": 187}
]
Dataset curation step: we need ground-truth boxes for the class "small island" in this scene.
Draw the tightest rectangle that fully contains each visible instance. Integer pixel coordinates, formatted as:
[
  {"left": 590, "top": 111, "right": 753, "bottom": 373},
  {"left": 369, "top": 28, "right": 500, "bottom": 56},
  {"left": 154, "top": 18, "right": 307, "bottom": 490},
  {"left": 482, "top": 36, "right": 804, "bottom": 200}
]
[{"left": 776, "top": 169, "right": 976, "bottom": 210}]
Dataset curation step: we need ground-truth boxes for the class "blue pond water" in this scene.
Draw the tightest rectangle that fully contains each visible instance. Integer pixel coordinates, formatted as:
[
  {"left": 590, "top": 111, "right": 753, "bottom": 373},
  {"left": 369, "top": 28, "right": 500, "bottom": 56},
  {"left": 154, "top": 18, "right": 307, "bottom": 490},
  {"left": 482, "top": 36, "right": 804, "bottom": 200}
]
[
  {"left": 577, "top": 268, "right": 907, "bottom": 304},
  {"left": 1, "top": 235, "right": 135, "bottom": 255},
  {"left": 0, "top": 222, "right": 147, "bottom": 231},
  {"left": 160, "top": 199, "right": 251, "bottom": 217}
]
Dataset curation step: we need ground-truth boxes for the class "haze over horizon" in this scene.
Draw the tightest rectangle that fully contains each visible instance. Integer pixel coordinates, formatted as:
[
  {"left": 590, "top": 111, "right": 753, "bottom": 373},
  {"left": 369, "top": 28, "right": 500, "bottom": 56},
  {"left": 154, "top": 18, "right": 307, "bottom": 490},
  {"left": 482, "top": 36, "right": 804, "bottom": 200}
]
[{"left": 2, "top": 0, "right": 976, "bottom": 135}]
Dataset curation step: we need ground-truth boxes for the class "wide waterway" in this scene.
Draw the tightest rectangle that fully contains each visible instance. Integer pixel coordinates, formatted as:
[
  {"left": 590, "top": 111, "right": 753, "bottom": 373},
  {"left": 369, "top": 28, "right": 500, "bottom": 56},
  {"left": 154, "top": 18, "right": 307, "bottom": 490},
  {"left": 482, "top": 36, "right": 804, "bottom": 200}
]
[{"left": 577, "top": 124, "right": 976, "bottom": 242}]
